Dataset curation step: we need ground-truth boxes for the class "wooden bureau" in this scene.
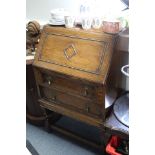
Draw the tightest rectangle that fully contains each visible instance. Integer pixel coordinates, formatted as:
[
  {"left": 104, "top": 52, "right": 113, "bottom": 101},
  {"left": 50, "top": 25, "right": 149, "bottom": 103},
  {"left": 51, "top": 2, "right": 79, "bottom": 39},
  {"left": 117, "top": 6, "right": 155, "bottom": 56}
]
[{"left": 33, "top": 25, "right": 118, "bottom": 128}]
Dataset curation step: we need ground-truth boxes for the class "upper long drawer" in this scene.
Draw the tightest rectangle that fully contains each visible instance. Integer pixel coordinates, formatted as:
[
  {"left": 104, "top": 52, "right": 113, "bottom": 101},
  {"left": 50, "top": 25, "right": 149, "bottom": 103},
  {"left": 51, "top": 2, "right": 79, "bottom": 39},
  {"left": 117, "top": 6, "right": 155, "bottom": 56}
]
[{"left": 33, "top": 26, "right": 117, "bottom": 84}]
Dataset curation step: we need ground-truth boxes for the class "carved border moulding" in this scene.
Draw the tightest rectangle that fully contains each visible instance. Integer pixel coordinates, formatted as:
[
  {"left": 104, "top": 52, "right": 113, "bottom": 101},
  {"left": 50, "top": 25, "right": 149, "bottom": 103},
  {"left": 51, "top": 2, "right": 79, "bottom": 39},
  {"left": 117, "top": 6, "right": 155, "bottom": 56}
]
[{"left": 38, "top": 33, "right": 109, "bottom": 75}]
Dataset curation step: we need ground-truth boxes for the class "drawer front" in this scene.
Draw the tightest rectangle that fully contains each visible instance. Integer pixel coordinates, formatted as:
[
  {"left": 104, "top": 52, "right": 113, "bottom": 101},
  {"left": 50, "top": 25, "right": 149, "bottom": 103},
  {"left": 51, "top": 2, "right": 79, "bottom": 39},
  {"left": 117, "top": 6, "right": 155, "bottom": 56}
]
[
  {"left": 38, "top": 33, "right": 106, "bottom": 75},
  {"left": 39, "top": 86, "right": 102, "bottom": 117},
  {"left": 40, "top": 72, "right": 96, "bottom": 99}
]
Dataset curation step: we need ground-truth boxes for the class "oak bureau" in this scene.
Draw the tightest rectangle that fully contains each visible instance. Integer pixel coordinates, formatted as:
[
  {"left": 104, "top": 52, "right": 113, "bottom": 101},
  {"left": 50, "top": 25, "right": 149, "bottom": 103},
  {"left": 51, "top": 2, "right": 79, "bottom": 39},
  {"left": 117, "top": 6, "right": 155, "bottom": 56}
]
[{"left": 33, "top": 25, "right": 118, "bottom": 132}]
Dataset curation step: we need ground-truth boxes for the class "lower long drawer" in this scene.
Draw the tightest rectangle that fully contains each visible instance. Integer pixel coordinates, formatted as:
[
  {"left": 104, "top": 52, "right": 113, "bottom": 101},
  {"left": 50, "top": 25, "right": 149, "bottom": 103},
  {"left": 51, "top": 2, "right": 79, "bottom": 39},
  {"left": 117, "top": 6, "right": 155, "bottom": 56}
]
[
  {"left": 39, "top": 86, "right": 103, "bottom": 118},
  {"left": 38, "top": 98, "right": 104, "bottom": 127}
]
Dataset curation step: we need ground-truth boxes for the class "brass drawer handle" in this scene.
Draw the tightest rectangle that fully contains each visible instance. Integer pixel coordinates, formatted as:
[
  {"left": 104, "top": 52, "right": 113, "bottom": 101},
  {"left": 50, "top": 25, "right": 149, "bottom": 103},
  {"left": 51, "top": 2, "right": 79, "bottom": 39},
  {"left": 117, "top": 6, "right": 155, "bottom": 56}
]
[
  {"left": 51, "top": 96, "right": 56, "bottom": 101},
  {"left": 48, "top": 80, "right": 51, "bottom": 85},
  {"left": 45, "top": 75, "right": 53, "bottom": 85},
  {"left": 48, "top": 78, "right": 53, "bottom": 85},
  {"left": 84, "top": 87, "right": 89, "bottom": 96},
  {"left": 86, "top": 106, "right": 90, "bottom": 113}
]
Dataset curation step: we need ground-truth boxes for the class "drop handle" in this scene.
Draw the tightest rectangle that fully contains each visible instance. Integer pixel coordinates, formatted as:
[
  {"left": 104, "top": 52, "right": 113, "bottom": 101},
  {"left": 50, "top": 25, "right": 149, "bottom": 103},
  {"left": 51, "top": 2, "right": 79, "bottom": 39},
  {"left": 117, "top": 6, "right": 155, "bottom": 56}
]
[
  {"left": 86, "top": 106, "right": 90, "bottom": 113},
  {"left": 84, "top": 87, "right": 89, "bottom": 96},
  {"left": 52, "top": 96, "right": 56, "bottom": 101},
  {"left": 48, "top": 79, "right": 52, "bottom": 85}
]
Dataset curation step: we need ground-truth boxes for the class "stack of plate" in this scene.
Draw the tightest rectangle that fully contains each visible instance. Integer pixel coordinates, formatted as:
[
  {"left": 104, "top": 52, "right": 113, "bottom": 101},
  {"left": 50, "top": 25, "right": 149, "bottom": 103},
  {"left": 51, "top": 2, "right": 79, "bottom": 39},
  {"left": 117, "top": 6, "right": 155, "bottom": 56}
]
[{"left": 49, "top": 8, "right": 69, "bottom": 25}]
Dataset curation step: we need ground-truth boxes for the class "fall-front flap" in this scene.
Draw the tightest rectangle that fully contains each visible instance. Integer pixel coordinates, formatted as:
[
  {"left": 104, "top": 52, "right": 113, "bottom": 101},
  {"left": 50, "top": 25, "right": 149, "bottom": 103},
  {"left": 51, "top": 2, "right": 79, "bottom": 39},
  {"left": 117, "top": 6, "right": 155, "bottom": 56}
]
[{"left": 33, "top": 25, "right": 116, "bottom": 84}]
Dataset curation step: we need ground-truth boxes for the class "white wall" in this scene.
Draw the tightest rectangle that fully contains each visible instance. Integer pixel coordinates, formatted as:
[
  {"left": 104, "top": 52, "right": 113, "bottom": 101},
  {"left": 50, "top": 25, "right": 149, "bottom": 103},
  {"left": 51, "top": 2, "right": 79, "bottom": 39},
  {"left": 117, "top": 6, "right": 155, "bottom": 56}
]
[
  {"left": 26, "top": 0, "right": 82, "bottom": 24},
  {"left": 26, "top": 0, "right": 126, "bottom": 24}
]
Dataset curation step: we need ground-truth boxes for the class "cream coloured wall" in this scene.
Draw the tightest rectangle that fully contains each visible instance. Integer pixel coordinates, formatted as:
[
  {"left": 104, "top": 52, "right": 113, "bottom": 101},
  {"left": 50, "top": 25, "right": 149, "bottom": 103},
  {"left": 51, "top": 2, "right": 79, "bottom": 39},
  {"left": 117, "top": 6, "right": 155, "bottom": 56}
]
[
  {"left": 26, "top": 0, "right": 126, "bottom": 24},
  {"left": 26, "top": 0, "right": 81, "bottom": 24}
]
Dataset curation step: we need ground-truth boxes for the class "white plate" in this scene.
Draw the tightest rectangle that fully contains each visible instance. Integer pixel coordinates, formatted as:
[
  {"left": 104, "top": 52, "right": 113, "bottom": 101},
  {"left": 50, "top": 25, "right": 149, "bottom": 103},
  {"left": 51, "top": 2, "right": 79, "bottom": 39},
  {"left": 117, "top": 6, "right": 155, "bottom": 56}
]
[
  {"left": 48, "top": 21, "right": 65, "bottom": 25},
  {"left": 50, "top": 18, "right": 64, "bottom": 22}
]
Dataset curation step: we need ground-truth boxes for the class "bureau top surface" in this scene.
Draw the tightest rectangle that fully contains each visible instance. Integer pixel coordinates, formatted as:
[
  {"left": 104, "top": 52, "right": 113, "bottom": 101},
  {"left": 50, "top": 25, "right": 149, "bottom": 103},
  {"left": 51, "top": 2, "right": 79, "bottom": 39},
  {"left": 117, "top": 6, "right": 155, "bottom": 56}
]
[
  {"left": 42, "top": 25, "right": 116, "bottom": 41},
  {"left": 33, "top": 25, "right": 117, "bottom": 84}
]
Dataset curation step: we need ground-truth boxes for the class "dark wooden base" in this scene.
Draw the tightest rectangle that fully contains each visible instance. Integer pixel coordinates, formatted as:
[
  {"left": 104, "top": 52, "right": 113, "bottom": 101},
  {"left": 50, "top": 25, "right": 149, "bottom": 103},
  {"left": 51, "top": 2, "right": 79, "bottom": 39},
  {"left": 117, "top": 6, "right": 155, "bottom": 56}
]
[
  {"left": 42, "top": 109, "right": 107, "bottom": 153},
  {"left": 41, "top": 107, "right": 129, "bottom": 154}
]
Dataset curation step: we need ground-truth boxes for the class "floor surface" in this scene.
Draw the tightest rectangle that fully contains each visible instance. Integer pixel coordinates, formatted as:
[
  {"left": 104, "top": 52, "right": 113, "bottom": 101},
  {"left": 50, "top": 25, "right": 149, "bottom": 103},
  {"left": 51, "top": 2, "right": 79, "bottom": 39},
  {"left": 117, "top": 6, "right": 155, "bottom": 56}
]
[{"left": 26, "top": 116, "right": 105, "bottom": 155}]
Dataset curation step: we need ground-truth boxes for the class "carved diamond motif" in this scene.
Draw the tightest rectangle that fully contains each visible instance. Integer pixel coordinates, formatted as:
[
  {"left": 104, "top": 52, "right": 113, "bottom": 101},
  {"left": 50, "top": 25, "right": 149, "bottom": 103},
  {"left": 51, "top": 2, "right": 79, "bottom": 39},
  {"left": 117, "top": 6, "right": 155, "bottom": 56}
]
[{"left": 64, "top": 44, "right": 77, "bottom": 60}]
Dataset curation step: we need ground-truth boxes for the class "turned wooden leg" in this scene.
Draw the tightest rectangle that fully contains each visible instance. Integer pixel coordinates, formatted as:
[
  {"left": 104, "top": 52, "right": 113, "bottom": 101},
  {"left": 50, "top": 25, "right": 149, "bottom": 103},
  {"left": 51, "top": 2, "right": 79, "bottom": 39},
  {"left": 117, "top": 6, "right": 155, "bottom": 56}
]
[
  {"left": 43, "top": 108, "right": 62, "bottom": 133},
  {"left": 44, "top": 117, "right": 51, "bottom": 133},
  {"left": 42, "top": 108, "right": 51, "bottom": 133}
]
